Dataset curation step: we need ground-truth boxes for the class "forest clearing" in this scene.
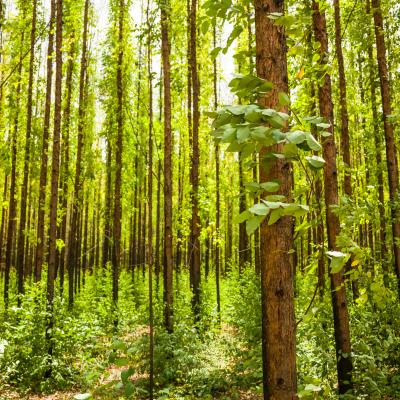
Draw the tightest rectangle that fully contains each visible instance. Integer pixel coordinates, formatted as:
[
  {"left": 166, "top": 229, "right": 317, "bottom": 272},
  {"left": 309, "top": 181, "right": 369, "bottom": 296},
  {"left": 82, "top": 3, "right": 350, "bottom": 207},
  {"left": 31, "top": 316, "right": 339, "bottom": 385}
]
[{"left": 0, "top": 0, "right": 399, "bottom": 399}]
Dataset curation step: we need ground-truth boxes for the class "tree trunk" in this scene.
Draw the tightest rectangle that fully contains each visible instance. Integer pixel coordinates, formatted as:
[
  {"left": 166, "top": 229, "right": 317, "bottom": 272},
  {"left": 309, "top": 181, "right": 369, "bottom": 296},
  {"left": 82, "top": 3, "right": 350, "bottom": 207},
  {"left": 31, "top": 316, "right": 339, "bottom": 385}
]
[
  {"left": 255, "top": 1, "right": 296, "bottom": 398},
  {"left": 112, "top": 0, "right": 125, "bottom": 328},
  {"left": 16, "top": 0, "right": 37, "bottom": 304},
  {"left": 312, "top": 1, "right": 353, "bottom": 393},
  {"left": 35, "top": 0, "right": 56, "bottom": 283},
  {"left": 4, "top": 30, "right": 24, "bottom": 309},
  {"left": 67, "top": 0, "right": 89, "bottom": 308},
  {"left": 161, "top": 0, "right": 173, "bottom": 333},
  {"left": 371, "top": 0, "right": 400, "bottom": 295},
  {"left": 189, "top": 0, "right": 201, "bottom": 317},
  {"left": 45, "top": 0, "right": 63, "bottom": 373},
  {"left": 59, "top": 31, "right": 75, "bottom": 295}
]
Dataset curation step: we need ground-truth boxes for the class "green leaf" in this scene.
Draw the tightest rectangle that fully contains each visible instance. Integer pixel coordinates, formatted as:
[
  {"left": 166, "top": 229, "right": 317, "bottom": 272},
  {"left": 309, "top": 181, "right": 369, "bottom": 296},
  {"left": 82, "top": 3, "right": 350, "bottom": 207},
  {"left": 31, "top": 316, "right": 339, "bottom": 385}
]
[
  {"left": 237, "top": 126, "right": 251, "bottom": 143},
  {"left": 121, "top": 367, "right": 135, "bottom": 383},
  {"left": 283, "top": 143, "right": 298, "bottom": 158},
  {"left": 265, "top": 195, "right": 286, "bottom": 201},
  {"left": 286, "top": 130, "right": 306, "bottom": 144},
  {"left": 221, "top": 127, "right": 237, "bottom": 143},
  {"left": 235, "top": 210, "right": 252, "bottom": 224},
  {"left": 246, "top": 216, "right": 265, "bottom": 235},
  {"left": 260, "top": 181, "right": 280, "bottom": 192},
  {"left": 249, "top": 203, "right": 270, "bottom": 216},
  {"left": 124, "top": 381, "right": 135, "bottom": 397},
  {"left": 316, "top": 122, "right": 330, "bottom": 129},
  {"left": 268, "top": 208, "right": 283, "bottom": 225},
  {"left": 111, "top": 340, "right": 126, "bottom": 351},
  {"left": 278, "top": 91, "right": 290, "bottom": 106},
  {"left": 306, "top": 155, "right": 326, "bottom": 169},
  {"left": 305, "top": 132, "right": 322, "bottom": 151},
  {"left": 327, "top": 251, "right": 350, "bottom": 274}
]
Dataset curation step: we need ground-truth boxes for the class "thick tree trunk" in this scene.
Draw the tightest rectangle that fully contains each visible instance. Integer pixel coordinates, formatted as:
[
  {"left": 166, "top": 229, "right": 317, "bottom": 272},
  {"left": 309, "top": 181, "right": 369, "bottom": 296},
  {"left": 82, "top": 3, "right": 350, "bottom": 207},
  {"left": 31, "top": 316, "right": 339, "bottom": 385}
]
[
  {"left": 255, "top": 1, "right": 296, "bottom": 398},
  {"left": 371, "top": 0, "right": 400, "bottom": 295},
  {"left": 312, "top": 1, "right": 353, "bottom": 394}
]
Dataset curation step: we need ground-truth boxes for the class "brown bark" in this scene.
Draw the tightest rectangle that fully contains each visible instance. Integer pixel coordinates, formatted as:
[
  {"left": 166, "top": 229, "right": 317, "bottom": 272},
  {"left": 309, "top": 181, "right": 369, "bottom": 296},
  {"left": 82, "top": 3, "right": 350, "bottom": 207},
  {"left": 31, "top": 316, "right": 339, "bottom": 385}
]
[
  {"left": 213, "top": 22, "right": 221, "bottom": 316},
  {"left": 238, "top": 157, "right": 249, "bottom": 273},
  {"left": 0, "top": 176, "right": 8, "bottom": 271},
  {"left": 59, "top": 33, "right": 76, "bottom": 294},
  {"left": 146, "top": 3, "right": 154, "bottom": 394},
  {"left": 35, "top": 0, "right": 56, "bottom": 282},
  {"left": 111, "top": 0, "right": 125, "bottom": 327},
  {"left": 333, "top": 0, "right": 351, "bottom": 197},
  {"left": 371, "top": 0, "right": 400, "bottom": 294},
  {"left": 47, "top": 0, "right": 63, "bottom": 306},
  {"left": 161, "top": 0, "right": 173, "bottom": 333},
  {"left": 189, "top": 0, "right": 201, "bottom": 317},
  {"left": 255, "top": 1, "right": 296, "bottom": 398},
  {"left": 103, "top": 139, "right": 112, "bottom": 267},
  {"left": 16, "top": 0, "right": 37, "bottom": 303},
  {"left": 312, "top": 1, "right": 353, "bottom": 393},
  {"left": 4, "top": 30, "right": 24, "bottom": 309},
  {"left": 67, "top": 0, "right": 89, "bottom": 308}
]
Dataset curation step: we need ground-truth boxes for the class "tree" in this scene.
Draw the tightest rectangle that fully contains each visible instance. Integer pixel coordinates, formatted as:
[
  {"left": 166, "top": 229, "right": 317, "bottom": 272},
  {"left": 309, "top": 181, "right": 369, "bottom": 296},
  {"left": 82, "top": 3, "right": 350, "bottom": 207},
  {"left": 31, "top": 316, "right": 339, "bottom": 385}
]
[
  {"left": 254, "top": 1, "right": 296, "bottom": 398},
  {"left": 371, "top": 0, "right": 400, "bottom": 296},
  {"left": 312, "top": 0, "right": 353, "bottom": 393},
  {"left": 161, "top": 0, "right": 173, "bottom": 333}
]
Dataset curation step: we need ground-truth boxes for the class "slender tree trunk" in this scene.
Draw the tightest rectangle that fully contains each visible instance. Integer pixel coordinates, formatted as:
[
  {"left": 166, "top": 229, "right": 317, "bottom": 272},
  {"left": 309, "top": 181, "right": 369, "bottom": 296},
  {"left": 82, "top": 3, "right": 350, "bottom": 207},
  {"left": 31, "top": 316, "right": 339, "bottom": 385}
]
[
  {"left": 189, "top": 0, "right": 201, "bottom": 317},
  {"left": 67, "top": 0, "right": 89, "bottom": 308},
  {"left": 155, "top": 159, "right": 161, "bottom": 286},
  {"left": 4, "top": 30, "right": 24, "bottom": 309},
  {"left": 161, "top": 0, "right": 173, "bottom": 333},
  {"left": 35, "top": 0, "right": 56, "bottom": 282},
  {"left": 333, "top": 0, "right": 351, "bottom": 197},
  {"left": 103, "top": 140, "right": 112, "bottom": 268},
  {"left": 112, "top": 0, "right": 125, "bottom": 328},
  {"left": 16, "top": 0, "right": 37, "bottom": 304},
  {"left": 0, "top": 176, "right": 8, "bottom": 271},
  {"left": 371, "top": 0, "right": 400, "bottom": 295},
  {"left": 312, "top": 1, "right": 353, "bottom": 393},
  {"left": 213, "top": 22, "right": 221, "bottom": 317},
  {"left": 146, "top": 4, "right": 154, "bottom": 396},
  {"left": 45, "top": 0, "right": 63, "bottom": 374},
  {"left": 238, "top": 157, "right": 249, "bottom": 274},
  {"left": 59, "top": 32, "right": 75, "bottom": 295}
]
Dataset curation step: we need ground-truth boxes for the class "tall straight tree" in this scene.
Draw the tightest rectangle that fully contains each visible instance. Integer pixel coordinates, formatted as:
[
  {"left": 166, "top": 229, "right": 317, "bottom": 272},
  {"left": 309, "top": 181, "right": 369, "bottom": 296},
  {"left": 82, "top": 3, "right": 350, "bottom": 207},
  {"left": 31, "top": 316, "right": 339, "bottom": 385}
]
[
  {"left": 254, "top": 1, "right": 296, "bottom": 398},
  {"left": 371, "top": 0, "right": 400, "bottom": 295},
  {"left": 189, "top": 0, "right": 201, "bottom": 317},
  {"left": 366, "top": 0, "right": 386, "bottom": 264},
  {"left": 161, "top": 0, "right": 173, "bottom": 333},
  {"left": 4, "top": 29, "right": 25, "bottom": 309},
  {"left": 146, "top": 3, "right": 154, "bottom": 396},
  {"left": 16, "top": 0, "right": 37, "bottom": 304},
  {"left": 35, "top": 0, "right": 56, "bottom": 282},
  {"left": 333, "top": 0, "right": 351, "bottom": 196},
  {"left": 67, "top": 0, "right": 89, "bottom": 308},
  {"left": 312, "top": 0, "right": 353, "bottom": 393},
  {"left": 111, "top": 0, "right": 125, "bottom": 326},
  {"left": 46, "top": 0, "right": 63, "bottom": 370}
]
